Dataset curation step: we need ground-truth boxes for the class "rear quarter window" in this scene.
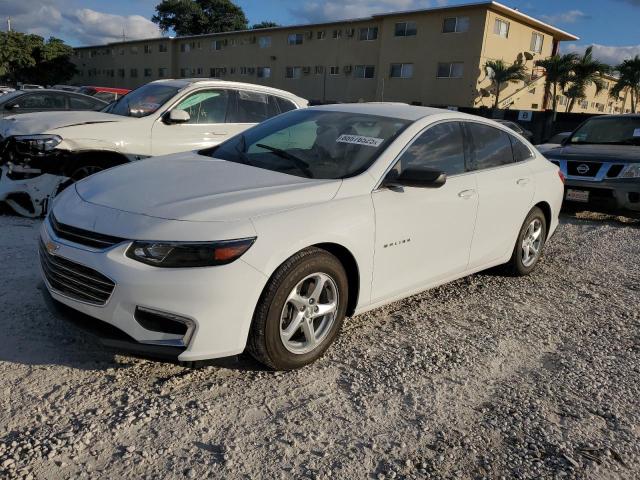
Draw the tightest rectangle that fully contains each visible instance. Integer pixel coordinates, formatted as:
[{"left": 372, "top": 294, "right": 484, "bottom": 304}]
[{"left": 466, "top": 122, "right": 514, "bottom": 170}]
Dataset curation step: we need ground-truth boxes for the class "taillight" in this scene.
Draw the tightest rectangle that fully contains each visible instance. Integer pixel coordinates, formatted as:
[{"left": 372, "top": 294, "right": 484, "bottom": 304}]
[{"left": 558, "top": 170, "right": 565, "bottom": 184}]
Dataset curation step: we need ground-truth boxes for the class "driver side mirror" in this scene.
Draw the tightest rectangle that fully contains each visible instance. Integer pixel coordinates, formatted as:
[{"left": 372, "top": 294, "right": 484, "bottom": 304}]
[
  {"left": 382, "top": 167, "right": 447, "bottom": 189},
  {"left": 164, "top": 109, "right": 190, "bottom": 124}
]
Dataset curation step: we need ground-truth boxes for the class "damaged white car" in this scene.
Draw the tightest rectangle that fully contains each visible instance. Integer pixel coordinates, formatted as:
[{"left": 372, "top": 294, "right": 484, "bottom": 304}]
[{"left": 0, "top": 79, "right": 307, "bottom": 216}]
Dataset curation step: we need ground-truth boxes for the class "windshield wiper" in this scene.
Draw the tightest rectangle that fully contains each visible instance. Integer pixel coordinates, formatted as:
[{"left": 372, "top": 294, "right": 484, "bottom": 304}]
[{"left": 256, "top": 144, "right": 313, "bottom": 178}]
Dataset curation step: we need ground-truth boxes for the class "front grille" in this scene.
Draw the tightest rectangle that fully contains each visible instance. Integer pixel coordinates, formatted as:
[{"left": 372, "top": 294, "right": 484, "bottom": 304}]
[
  {"left": 50, "top": 214, "right": 125, "bottom": 249},
  {"left": 567, "top": 161, "right": 602, "bottom": 177},
  {"left": 39, "top": 239, "right": 115, "bottom": 306},
  {"left": 606, "top": 164, "right": 624, "bottom": 178}
]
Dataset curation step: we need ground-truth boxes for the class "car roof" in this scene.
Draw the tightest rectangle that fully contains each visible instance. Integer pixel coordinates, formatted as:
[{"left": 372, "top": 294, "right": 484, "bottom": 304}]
[
  {"left": 307, "top": 103, "right": 478, "bottom": 121},
  {"left": 149, "top": 78, "right": 307, "bottom": 101}
]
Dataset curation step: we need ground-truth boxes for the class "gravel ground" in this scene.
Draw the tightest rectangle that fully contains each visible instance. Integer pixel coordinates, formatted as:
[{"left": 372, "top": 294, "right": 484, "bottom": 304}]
[{"left": 0, "top": 212, "right": 639, "bottom": 480}]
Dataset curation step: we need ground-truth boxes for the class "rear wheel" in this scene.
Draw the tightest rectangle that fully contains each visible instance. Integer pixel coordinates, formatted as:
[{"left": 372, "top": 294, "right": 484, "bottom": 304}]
[
  {"left": 506, "top": 207, "right": 547, "bottom": 276},
  {"left": 248, "top": 248, "right": 348, "bottom": 370}
]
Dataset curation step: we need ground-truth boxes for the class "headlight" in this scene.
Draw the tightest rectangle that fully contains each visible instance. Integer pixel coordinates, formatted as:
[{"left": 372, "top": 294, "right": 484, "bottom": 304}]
[
  {"left": 621, "top": 164, "right": 640, "bottom": 178},
  {"left": 126, "top": 238, "right": 256, "bottom": 268},
  {"left": 14, "top": 135, "right": 62, "bottom": 155}
]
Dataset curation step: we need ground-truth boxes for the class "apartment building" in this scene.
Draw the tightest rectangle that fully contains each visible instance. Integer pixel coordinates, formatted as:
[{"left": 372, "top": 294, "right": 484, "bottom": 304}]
[{"left": 71, "top": 1, "right": 634, "bottom": 114}]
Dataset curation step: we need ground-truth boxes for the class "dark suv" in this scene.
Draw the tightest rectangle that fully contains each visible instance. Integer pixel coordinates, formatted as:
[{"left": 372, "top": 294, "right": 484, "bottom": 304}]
[{"left": 545, "top": 115, "right": 640, "bottom": 217}]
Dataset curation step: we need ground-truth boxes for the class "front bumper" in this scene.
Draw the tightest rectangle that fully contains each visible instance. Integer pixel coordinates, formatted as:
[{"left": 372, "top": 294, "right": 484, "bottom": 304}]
[
  {"left": 563, "top": 178, "right": 640, "bottom": 216},
  {"left": 39, "top": 220, "right": 269, "bottom": 362},
  {"left": 0, "top": 165, "right": 66, "bottom": 217}
]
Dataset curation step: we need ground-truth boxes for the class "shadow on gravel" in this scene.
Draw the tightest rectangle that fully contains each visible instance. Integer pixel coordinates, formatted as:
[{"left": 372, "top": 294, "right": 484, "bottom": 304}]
[{"left": 560, "top": 210, "right": 640, "bottom": 228}]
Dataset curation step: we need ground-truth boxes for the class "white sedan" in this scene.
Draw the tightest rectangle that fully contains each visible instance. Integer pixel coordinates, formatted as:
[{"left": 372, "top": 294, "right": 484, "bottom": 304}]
[{"left": 41, "top": 104, "right": 564, "bottom": 370}]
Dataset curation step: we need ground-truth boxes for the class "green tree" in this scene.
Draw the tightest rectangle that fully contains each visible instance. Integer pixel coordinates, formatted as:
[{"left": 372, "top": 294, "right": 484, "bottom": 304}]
[
  {"left": 252, "top": 21, "right": 279, "bottom": 29},
  {"left": 152, "top": 0, "right": 248, "bottom": 36},
  {"left": 611, "top": 55, "right": 640, "bottom": 113},
  {"left": 484, "top": 59, "right": 528, "bottom": 110},
  {"left": 565, "top": 46, "right": 610, "bottom": 112},
  {"left": 0, "top": 32, "right": 41, "bottom": 82},
  {"left": 535, "top": 52, "right": 578, "bottom": 120}
]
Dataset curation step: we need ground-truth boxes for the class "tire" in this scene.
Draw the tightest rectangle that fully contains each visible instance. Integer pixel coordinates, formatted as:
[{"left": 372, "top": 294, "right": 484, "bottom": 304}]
[
  {"left": 506, "top": 206, "right": 547, "bottom": 276},
  {"left": 248, "top": 247, "right": 349, "bottom": 370}
]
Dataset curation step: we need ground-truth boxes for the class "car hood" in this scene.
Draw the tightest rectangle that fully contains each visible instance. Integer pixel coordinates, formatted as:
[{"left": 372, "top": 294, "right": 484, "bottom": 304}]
[
  {"left": 544, "top": 144, "right": 640, "bottom": 163},
  {"left": 0, "top": 111, "right": 132, "bottom": 137},
  {"left": 74, "top": 152, "right": 342, "bottom": 222}
]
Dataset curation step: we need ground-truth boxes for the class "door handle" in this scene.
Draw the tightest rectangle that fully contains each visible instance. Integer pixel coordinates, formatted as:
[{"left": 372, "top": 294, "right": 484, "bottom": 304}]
[
  {"left": 517, "top": 178, "right": 531, "bottom": 186},
  {"left": 458, "top": 189, "right": 476, "bottom": 199}
]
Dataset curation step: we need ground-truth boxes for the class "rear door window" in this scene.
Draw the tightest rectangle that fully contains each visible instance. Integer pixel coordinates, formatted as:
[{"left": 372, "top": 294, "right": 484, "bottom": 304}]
[
  {"left": 275, "top": 97, "right": 298, "bottom": 114},
  {"left": 465, "top": 122, "right": 514, "bottom": 170},
  {"left": 228, "top": 90, "right": 280, "bottom": 123}
]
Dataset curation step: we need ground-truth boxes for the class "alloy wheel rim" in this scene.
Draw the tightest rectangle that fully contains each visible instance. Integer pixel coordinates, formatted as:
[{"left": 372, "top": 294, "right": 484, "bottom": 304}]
[
  {"left": 279, "top": 272, "right": 339, "bottom": 355},
  {"left": 521, "top": 219, "right": 543, "bottom": 267}
]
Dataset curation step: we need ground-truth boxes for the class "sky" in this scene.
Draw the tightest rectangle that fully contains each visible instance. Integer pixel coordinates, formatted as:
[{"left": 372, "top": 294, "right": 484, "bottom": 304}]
[{"left": 1, "top": 0, "right": 639, "bottom": 64}]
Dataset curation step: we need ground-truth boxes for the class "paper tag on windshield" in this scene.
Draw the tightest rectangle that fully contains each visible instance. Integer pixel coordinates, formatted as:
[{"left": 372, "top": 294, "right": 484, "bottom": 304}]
[
  {"left": 633, "top": 128, "right": 640, "bottom": 137},
  {"left": 337, "top": 134, "right": 384, "bottom": 147}
]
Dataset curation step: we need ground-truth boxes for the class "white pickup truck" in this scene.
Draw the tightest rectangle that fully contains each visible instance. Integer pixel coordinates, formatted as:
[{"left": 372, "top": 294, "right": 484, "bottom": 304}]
[{"left": 0, "top": 79, "right": 307, "bottom": 216}]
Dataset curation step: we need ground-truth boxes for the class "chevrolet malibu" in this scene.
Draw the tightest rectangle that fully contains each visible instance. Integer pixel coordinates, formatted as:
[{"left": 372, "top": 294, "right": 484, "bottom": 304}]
[{"left": 41, "top": 104, "right": 564, "bottom": 370}]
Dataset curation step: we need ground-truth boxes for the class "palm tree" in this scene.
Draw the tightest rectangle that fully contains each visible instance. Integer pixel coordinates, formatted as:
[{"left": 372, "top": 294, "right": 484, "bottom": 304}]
[
  {"left": 611, "top": 55, "right": 640, "bottom": 113},
  {"left": 535, "top": 53, "right": 578, "bottom": 120},
  {"left": 484, "top": 59, "right": 528, "bottom": 110},
  {"left": 565, "top": 46, "right": 610, "bottom": 112}
]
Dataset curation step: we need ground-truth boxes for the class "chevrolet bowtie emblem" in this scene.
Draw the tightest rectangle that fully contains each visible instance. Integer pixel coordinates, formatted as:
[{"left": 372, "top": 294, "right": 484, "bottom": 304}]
[{"left": 46, "top": 241, "right": 60, "bottom": 255}]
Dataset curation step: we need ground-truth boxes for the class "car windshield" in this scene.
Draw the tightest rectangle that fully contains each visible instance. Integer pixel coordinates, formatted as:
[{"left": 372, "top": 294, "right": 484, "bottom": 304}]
[
  {"left": 206, "top": 109, "right": 411, "bottom": 179},
  {"left": 104, "top": 84, "right": 179, "bottom": 117},
  {"left": 570, "top": 117, "right": 640, "bottom": 145}
]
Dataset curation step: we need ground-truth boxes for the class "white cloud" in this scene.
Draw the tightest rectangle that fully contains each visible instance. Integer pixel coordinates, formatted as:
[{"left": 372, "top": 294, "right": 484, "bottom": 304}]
[
  {"left": 290, "top": 0, "right": 438, "bottom": 23},
  {"left": 540, "top": 10, "right": 589, "bottom": 24},
  {"left": 1, "top": 0, "right": 161, "bottom": 45},
  {"left": 562, "top": 43, "right": 640, "bottom": 66}
]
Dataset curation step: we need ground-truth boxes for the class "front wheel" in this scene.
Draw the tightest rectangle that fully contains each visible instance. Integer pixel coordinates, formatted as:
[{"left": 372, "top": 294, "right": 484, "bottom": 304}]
[
  {"left": 506, "top": 207, "right": 547, "bottom": 276},
  {"left": 248, "top": 247, "right": 348, "bottom": 370}
]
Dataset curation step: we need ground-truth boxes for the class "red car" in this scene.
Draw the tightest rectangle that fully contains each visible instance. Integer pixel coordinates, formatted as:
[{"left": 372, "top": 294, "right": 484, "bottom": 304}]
[{"left": 77, "top": 86, "right": 131, "bottom": 103}]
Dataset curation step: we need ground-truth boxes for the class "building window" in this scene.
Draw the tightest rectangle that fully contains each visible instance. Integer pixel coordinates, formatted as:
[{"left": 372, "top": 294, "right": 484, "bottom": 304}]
[
  {"left": 195, "top": 67, "right": 203, "bottom": 76},
  {"left": 494, "top": 18, "right": 509, "bottom": 38},
  {"left": 210, "top": 67, "right": 226, "bottom": 77},
  {"left": 443, "top": 17, "right": 469, "bottom": 33},
  {"left": 180, "top": 68, "right": 189, "bottom": 77},
  {"left": 158, "top": 67, "right": 168, "bottom": 78},
  {"left": 315, "top": 66, "right": 324, "bottom": 74},
  {"left": 317, "top": 31, "right": 326, "bottom": 40},
  {"left": 257, "top": 67, "right": 271, "bottom": 78},
  {"left": 258, "top": 36, "right": 271, "bottom": 49},
  {"left": 239, "top": 66, "right": 248, "bottom": 75},
  {"left": 212, "top": 40, "right": 223, "bottom": 51},
  {"left": 437, "top": 62, "right": 464, "bottom": 78},
  {"left": 390, "top": 63, "right": 414, "bottom": 79},
  {"left": 580, "top": 100, "right": 589, "bottom": 109},
  {"left": 288, "top": 34, "right": 304, "bottom": 45},
  {"left": 332, "top": 29, "right": 342, "bottom": 39},
  {"left": 530, "top": 32, "right": 544, "bottom": 53},
  {"left": 359, "top": 27, "right": 378, "bottom": 41},
  {"left": 531, "top": 103, "right": 539, "bottom": 109},
  {"left": 130, "top": 68, "right": 138, "bottom": 78},
  {"left": 395, "top": 22, "right": 417, "bottom": 37},
  {"left": 329, "top": 66, "right": 340, "bottom": 75},
  {"left": 144, "top": 45, "right": 152, "bottom": 54},
  {"left": 286, "top": 66, "right": 302, "bottom": 79},
  {"left": 117, "top": 69, "right": 125, "bottom": 78},
  {"left": 159, "top": 43, "right": 168, "bottom": 53},
  {"left": 130, "top": 46, "right": 139, "bottom": 54},
  {"left": 355, "top": 65, "right": 375, "bottom": 79},
  {"left": 144, "top": 68, "right": 152, "bottom": 77},
  {"left": 180, "top": 44, "right": 190, "bottom": 53}
]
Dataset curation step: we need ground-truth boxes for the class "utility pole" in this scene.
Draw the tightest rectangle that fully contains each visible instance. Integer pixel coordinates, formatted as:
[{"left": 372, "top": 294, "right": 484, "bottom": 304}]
[
  {"left": 122, "top": 28, "right": 126, "bottom": 42},
  {"left": 7, "top": 17, "right": 11, "bottom": 32}
]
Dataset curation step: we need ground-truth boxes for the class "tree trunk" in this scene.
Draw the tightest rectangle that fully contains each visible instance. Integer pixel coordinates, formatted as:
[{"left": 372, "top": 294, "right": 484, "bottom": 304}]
[
  {"left": 494, "top": 83, "right": 500, "bottom": 110},
  {"left": 552, "top": 83, "right": 558, "bottom": 122},
  {"left": 632, "top": 89, "right": 637, "bottom": 114}
]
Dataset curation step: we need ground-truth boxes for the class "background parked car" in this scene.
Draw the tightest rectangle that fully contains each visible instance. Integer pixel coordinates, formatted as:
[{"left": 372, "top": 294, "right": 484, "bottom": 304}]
[
  {"left": 19, "top": 84, "right": 44, "bottom": 90},
  {"left": 77, "top": 86, "right": 131, "bottom": 103},
  {"left": 544, "top": 114, "right": 640, "bottom": 217},
  {"left": 50, "top": 85, "right": 82, "bottom": 93},
  {"left": 0, "top": 86, "right": 15, "bottom": 96},
  {"left": 0, "top": 90, "right": 108, "bottom": 118},
  {"left": 496, "top": 119, "right": 534, "bottom": 142},
  {"left": 0, "top": 79, "right": 307, "bottom": 217},
  {"left": 536, "top": 132, "right": 571, "bottom": 154}
]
